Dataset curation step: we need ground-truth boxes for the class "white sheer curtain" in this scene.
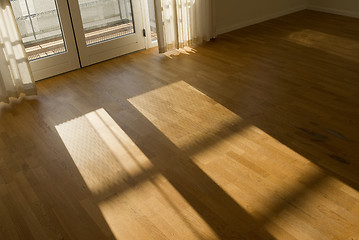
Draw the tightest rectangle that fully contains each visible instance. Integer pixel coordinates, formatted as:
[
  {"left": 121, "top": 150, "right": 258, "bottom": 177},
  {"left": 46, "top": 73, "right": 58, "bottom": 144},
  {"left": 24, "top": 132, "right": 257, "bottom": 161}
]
[
  {"left": 0, "top": 0, "right": 36, "bottom": 103},
  {"left": 154, "top": 0, "right": 216, "bottom": 53}
]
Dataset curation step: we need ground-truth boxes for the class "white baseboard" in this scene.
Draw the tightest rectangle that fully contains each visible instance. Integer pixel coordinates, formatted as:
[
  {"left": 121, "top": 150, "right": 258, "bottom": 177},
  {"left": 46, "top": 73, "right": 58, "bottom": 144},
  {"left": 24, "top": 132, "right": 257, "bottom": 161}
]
[
  {"left": 307, "top": 6, "right": 359, "bottom": 19},
  {"left": 217, "top": 5, "right": 306, "bottom": 35}
]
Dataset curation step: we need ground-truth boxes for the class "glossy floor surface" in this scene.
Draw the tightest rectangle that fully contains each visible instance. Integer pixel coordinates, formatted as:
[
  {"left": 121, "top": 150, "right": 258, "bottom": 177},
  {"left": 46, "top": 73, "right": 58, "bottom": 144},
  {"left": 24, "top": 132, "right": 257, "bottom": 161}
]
[{"left": 0, "top": 10, "right": 359, "bottom": 240}]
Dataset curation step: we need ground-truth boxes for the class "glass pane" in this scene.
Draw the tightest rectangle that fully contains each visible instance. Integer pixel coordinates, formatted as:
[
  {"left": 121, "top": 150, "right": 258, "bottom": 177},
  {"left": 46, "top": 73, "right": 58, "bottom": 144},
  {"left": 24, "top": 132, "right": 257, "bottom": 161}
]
[
  {"left": 10, "top": 0, "right": 67, "bottom": 61},
  {"left": 147, "top": 0, "right": 157, "bottom": 42},
  {"left": 78, "top": 0, "right": 135, "bottom": 46}
]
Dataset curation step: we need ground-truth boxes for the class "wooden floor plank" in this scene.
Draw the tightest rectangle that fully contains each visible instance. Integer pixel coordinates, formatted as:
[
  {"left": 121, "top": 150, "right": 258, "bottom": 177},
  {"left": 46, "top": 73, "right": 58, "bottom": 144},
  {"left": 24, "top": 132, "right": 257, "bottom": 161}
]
[{"left": 0, "top": 10, "right": 359, "bottom": 240}]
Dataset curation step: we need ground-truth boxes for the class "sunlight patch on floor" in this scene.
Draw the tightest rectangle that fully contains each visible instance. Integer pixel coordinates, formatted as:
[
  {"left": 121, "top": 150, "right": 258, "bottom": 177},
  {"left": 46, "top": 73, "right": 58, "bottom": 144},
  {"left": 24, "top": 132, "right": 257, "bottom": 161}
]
[
  {"left": 287, "top": 29, "right": 359, "bottom": 61},
  {"left": 55, "top": 108, "right": 217, "bottom": 240},
  {"left": 54, "top": 85, "right": 359, "bottom": 240},
  {"left": 129, "top": 81, "right": 359, "bottom": 239},
  {"left": 55, "top": 108, "right": 154, "bottom": 194},
  {"left": 98, "top": 173, "right": 218, "bottom": 240},
  {"left": 163, "top": 46, "right": 197, "bottom": 58},
  {"left": 129, "top": 81, "right": 242, "bottom": 158}
]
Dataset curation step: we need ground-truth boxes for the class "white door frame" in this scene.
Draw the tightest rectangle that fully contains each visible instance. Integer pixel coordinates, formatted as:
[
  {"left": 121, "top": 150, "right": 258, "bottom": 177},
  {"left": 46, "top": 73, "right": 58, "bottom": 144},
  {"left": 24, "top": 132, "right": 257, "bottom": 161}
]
[
  {"left": 141, "top": 0, "right": 158, "bottom": 49},
  {"left": 30, "top": 0, "right": 80, "bottom": 81}
]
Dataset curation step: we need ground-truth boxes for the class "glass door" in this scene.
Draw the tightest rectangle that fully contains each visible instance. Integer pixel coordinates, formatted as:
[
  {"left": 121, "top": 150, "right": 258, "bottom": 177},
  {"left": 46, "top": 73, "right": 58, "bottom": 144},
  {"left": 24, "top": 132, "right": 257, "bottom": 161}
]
[
  {"left": 11, "top": 0, "right": 80, "bottom": 80},
  {"left": 67, "top": 0, "right": 146, "bottom": 67},
  {"left": 11, "top": 0, "right": 147, "bottom": 80}
]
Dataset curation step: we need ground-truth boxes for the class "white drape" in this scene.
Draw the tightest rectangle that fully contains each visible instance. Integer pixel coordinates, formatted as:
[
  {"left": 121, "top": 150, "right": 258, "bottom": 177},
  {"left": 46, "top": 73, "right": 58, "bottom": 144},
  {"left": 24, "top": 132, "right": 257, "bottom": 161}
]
[
  {"left": 154, "top": 0, "right": 216, "bottom": 53},
  {"left": 0, "top": 0, "right": 36, "bottom": 103}
]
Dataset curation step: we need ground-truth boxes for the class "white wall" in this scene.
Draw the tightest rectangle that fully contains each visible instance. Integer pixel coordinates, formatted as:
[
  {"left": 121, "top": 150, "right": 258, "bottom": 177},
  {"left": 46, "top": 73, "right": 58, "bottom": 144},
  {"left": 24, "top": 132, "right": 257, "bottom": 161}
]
[
  {"left": 216, "top": 0, "right": 307, "bottom": 34},
  {"left": 308, "top": 0, "right": 359, "bottom": 18}
]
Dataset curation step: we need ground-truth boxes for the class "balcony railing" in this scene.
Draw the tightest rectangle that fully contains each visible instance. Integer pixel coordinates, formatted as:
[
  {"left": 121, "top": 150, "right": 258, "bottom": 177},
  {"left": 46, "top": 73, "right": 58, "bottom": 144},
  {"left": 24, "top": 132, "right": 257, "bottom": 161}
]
[{"left": 10, "top": 0, "right": 157, "bottom": 61}]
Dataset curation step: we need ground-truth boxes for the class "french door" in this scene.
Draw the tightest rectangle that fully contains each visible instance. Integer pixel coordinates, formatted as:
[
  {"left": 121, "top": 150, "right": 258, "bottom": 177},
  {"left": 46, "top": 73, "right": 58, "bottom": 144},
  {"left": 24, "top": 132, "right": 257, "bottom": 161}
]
[{"left": 11, "top": 0, "right": 147, "bottom": 80}]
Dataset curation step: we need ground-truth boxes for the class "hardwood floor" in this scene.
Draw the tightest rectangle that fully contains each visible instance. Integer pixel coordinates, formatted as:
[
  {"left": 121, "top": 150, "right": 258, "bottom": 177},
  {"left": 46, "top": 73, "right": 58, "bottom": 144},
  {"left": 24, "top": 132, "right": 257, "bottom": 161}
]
[{"left": 1, "top": 10, "right": 359, "bottom": 240}]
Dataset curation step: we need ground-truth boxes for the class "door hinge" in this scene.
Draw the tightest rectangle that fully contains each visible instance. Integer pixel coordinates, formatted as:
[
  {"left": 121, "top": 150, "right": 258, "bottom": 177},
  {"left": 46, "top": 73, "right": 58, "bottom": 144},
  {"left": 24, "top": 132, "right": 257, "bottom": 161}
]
[{"left": 143, "top": 29, "right": 146, "bottom": 37}]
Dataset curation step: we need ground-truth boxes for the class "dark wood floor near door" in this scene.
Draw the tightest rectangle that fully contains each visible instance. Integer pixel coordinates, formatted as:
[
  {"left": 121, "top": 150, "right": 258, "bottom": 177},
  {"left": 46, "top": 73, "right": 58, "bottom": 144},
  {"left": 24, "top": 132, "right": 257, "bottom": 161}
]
[{"left": 1, "top": 10, "right": 359, "bottom": 240}]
